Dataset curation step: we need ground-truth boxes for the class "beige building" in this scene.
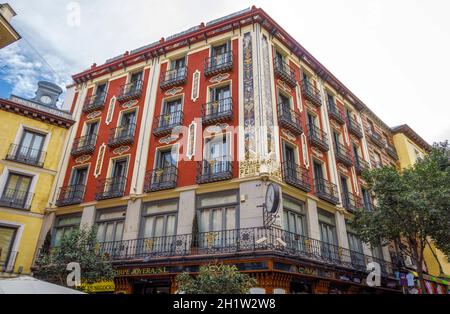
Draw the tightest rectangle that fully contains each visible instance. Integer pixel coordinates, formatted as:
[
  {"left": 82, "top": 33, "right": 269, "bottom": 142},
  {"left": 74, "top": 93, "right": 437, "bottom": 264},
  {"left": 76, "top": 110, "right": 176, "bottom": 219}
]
[{"left": 0, "top": 3, "right": 20, "bottom": 49}]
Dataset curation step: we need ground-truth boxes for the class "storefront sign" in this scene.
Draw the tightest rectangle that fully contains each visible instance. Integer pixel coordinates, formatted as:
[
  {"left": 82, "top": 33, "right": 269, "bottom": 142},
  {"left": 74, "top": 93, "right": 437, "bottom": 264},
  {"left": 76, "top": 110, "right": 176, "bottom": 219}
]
[
  {"left": 80, "top": 280, "right": 115, "bottom": 293},
  {"left": 115, "top": 266, "right": 168, "bottom": 277}
]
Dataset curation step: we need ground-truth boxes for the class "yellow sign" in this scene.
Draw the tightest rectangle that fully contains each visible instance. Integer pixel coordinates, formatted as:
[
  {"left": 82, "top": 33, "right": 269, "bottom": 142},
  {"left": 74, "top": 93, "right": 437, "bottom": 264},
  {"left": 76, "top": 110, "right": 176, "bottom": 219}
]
[{"left": 80, "top": 280, "right": 115, "bottom": 293}]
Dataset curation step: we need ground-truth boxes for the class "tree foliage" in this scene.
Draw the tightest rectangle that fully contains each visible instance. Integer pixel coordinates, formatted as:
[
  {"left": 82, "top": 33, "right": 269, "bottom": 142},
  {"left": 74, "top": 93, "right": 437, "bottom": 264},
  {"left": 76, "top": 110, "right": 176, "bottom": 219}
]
[
  {"left": 34, "top": 226, "right": 114, "bottom": 287},
  {"left": 175, "top": 262, "right": 258, "bottom": 294},
  {"left": 351, "top": 141, "right": 450, "bottom": 290}
]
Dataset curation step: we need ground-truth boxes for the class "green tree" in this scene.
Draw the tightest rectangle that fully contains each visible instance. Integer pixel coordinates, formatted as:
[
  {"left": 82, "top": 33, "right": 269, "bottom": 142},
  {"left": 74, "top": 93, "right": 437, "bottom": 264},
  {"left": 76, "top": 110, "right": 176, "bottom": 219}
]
[
  {"left": 351, "top": 141, "right": 450, "bottom": 292},
  {"left": 34, "top": 226, "right": 114, "bottom": 288},
  {"left": 175, "top": 262, "right": 258, "bottom": 294}
]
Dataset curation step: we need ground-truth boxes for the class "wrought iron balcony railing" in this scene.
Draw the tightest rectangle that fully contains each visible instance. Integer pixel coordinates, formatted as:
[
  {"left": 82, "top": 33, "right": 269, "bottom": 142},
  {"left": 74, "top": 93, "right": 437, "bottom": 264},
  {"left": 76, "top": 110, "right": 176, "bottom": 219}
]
[
  {"left": 308, "top": 124, "right": 329, "bottom": 152},
  {"left": 277, "top": 105, "right": 303, "bottom": 135},
  {"left": 334, "top": 142, "right": 354, "bottom": 167},
  {"left": 196, "top": 157, "right": 233, "bottom": 184},
  {"left": 201, "top": 98, "right": 233, "bottom": 125},
  {"left": 385, "top": 143, "right": 398, "bottom": 160},
  {"left": 5, "top": 144, "right": 46, "bottom": 167},
  {"left": 160, "top": 67, "right": 188, "bottom": 89},
  {"left": 204, "top": 51, "right": 233, "bottom": 76},
  {"left": 367, "top": 129, "right": 385, "bottom": 148},
  {"left": 347, "top": 116, "right": 363, "bottom": 138},
  {"left": 96, "top": 176, "right": 127, "bottom": 200},
  {"left": 144, "top": 166, "right": 178, "bottom": 192},
  {"left": 341, "top": 192, "right": 363, "bottom": 213},
  {"left": 82, "top": 92, "right": 107, "bottom": 113},
  {"left": 55, "top": 184, "right": 86, "bottom": 207},
  {"left": 354, "top": 156, "right": 369, "bottom": 175},
  {"left": 301, "top": 79, "right": 322, "bottom": 107},
  {"left": 273, "top": 57, "right": 297, "bottom": 87},
  {"left": 153, "top": 110, "right": 183, "bottom": 137},
  {"left": 281, "top": 161, "right": 311, "bottom": 192},
  {"left": 95, "top": 226, "right": 395, "bottom": 277},
  {"left": 327, "top": 101, "right": 345, "bottom": 125},
  {"left": 71, "top": 134, "right": 97, "bottom": 157},
  {"left": 117, "top": 80, "right": 144, "bottom": 102},
  {"left": 108, "top": 123, "right": 136, "bottom": 148},
  {"left": 0, "top": 189, "right": 33, "bottom": 210},
  {"left": 314, "top": 178, "right": 339, "bottom": 204}
]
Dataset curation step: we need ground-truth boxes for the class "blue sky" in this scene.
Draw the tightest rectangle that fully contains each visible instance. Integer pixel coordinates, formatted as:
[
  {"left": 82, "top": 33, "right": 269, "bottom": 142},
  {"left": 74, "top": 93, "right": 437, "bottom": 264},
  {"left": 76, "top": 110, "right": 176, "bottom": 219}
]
[{"left": 1, "top": 0, "right": 449, "bottom": 143}]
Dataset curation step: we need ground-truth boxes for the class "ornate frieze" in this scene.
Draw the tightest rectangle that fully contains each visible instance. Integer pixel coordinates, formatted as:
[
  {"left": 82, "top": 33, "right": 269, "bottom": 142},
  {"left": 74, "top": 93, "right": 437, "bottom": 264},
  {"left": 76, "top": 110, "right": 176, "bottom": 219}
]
[
  {"left": 191, "top": 70, "right": 200, "bottom": 102},
  {"left": 87, "top": 111, "right": 102, "bottom": 119},
  {"left": 106, "top": 96, "right": 116, "bottom": 125},
  {"left": 281, "top": 129, "right": 296, "bottom": 142},
  {"left": 113, "top": 146, "right": 131, "bottom": 155},
  {"left": 186, "top": 121, "right": 197, "bottom": 160},
  {"left": 159, "top": 134, "right": 180, "bottom": 145},
  {"left": 277, "top": 80, "right": 292, "bottom": 94},
  {"left": 262, "top": 36, "right": 275, "bottom": 155},
  {"left": 94, "top": 143, "right": 106, "bottom": 178},
  {"left": 209, "top": 73, "right": 230, "bottom": 84},
  {"left": 121, "top": 100, "right": 138, "bottom": 109},
  {"left": 243, "top": 32, "right": 256, "bottom": 159},
  {"left": 311, "top": 147, "right": 324, "bottom": 159},
  {"left": 75, "top": 155, "right": 91, "bottom": 164},
  {"left": 165, "top": 87, "right": 183, "bottom": 97}
]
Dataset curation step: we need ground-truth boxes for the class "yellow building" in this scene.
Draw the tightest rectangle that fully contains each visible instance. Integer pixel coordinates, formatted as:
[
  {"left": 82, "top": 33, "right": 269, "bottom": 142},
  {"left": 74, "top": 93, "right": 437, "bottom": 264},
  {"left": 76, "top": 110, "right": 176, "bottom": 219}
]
[
  {"left": 0, "top": 3, "right": 20, "bottom": 49},
  {"left": 391, "top": 124, "right": 450, "bottom": 290},
  {"left": 0, "top": 82, "right": 74, "bottom": 277}
]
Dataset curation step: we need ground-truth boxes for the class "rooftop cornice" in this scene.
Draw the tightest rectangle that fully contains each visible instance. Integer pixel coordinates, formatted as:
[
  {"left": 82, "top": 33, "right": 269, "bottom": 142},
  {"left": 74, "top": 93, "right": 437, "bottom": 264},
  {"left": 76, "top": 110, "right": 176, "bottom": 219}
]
[{"left": 391, "top": 124, "right": 432, "bottom": 152}]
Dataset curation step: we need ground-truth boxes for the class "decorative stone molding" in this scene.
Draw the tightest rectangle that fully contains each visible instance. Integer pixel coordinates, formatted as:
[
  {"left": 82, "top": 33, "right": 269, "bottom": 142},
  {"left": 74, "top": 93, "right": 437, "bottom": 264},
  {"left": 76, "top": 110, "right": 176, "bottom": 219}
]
[
  {"left": 209, "top": 73, "right": 230, "bottom": 84},
  {"left": 121, "top": 100, "right": 138, "bottom": 109},
  {"left": 106, "top": 96, "right": 116, "bottom": 125},
  {"left": 205, "top": 123, "right": 229, "bottom": 134},
  {"left": 94, "top": 143, "right": 106, "bottom": 178},
  {"left": 337, "top": 163, "right": 348, "bottom": 174},
  {"left": 113, "top": 146, "right": 131, "bottom": 155},
  {"left": 75, "top": 155, "right": 91, "bottom": 164},
  {"left": 87, "top": 111, "right": 102, "bottom": 119},
  {"left": 191, "top": 70, "right": 200, "bottom": 102},
  {"left": 186, "top": 121, "right": 197, "bottom": 159},
  {"left": 301, "top": 133, "right": 310, "bottom": 169},
  {"left": 311, "top": 147, "right": 324, "bottom": 158},
  {"left": 165, "top": 87, "right": 183, "bottom": 97},
  {"left": 281, "top": 129, "right": 296, "bottom": 142},
  {"left": 159, "top": 134, "right": 179, "bottom": 145},
  {"left": 277, "top": 80, "right": 291, "bottom": 94}
]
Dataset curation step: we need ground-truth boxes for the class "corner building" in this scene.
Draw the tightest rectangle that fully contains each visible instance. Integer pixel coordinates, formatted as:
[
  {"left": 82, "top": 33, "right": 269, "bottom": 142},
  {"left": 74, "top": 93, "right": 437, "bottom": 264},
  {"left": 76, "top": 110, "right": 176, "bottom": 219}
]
[{"left": 44, "top": 7, "right": 402, "bottom": 294}]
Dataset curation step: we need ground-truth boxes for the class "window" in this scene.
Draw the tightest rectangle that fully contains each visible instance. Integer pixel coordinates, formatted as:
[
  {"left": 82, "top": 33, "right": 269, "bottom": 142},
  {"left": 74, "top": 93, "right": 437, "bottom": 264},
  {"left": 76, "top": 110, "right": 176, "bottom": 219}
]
[
  {"left": 16, "top": 130, "right": 46, "bottom": 165},
  {"left": 352, "top": 143, "right": 360, "bottom": 161},
  {"left": 0, "top": 173, "right": 32, "bottom": 209},
  {"left": 313, "top": 160, "right": 324, "bottom": 182},
  {"left": 130, "top": 71, "right": 143, "bottom": 84},
  {"left": 361, "top": 188, "right": 372, "bottom": 211},
  {"left": 204, "top": 134, "right": 229, "bottom": 174},
  {"left": 141, "top": 200, "right": 178, "bottom": 253},
  {"left": 282, "top": 141, "right": 296, "bottom": 165},
  {"left": 70, "top": 167, "right": 88, "bottom": 187},
  {"left": 318, "top": 209, "right": 338, "bottom": 261},
  {"left": 83, "top": 121, "right": 99, "bottom": 147},
  {"left": 197, "top": 191, "right": 238, "bottom": 248},
  {"left": 283, "top": 196, "right": 307, "bottom": 236},
  {"left": 96, "top": 208, "right": 125, "bottom": 243},
  {"left": 340, "top": 175, "right": 350, "bottom": 199},
  {"left": 327, "top": 93, "right": 334, "bottom": 106},
  {"left": 307, "top": 112, "right": 318, "bottom": 128},
  {"left": 211, "top": 41, "right": 230, "bottom": 66},
  {"left": 117, "top": 110, "right": 136, "bottom": 138},
  {"left": 333, "top": 131, "right": 341, "bottom": 151},
  {"left": 53, "top": 214, "right": 81, "bottom": 246},
  {"left": 170, "top": 57, "right": 187, "bottom": 79},
  {"left": 96, "top": 82, "right": 107, "bottom": 96},
  {"left": 161, "top": 98, "right": 182, "bottom": 128},
  {"left": 346, "top": 221, "right": 364, "bottom": 267},
  {"left": 373, "top": 152, "right": 382, "bottom": 168},
  {"left": 0, "top": 225, "right": 17, "bottom": 270},
  {"left": 208, "top": 85, "right": 231, "bottom": 116}
]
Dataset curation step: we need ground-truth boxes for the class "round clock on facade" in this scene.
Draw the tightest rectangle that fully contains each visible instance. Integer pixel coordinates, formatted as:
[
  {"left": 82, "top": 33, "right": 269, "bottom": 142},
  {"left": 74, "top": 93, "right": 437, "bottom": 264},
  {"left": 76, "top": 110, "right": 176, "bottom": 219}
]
[
  {"left": 40, "top": 95, "right": 52, "bottom": 104},
  {"left": 265, "top": 183, "right": 280, "bottom": 214}
]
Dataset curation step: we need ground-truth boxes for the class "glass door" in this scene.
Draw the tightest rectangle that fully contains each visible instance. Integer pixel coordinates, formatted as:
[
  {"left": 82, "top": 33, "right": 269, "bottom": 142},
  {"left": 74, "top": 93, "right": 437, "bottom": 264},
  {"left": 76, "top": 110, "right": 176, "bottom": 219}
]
[
  {"left": 205, "top": 135, "right": 228, "bottom": 175},
  {"left": 18, "top": 130, "right": 45, "bottom": 164},
  {"left": 347, "top": 232, "right": 364, "bottom": 269},
  {"left": 212, "top": 43, "right": 228, "bottom": 66},
  {"left": 0, "top": 226, "right": 17, "bottom": 270},
  {"left": 171, "top": 57, "right": 186, "bottom": 79},
  {"left": 118, "top": 111, "right": 136, "bottom": 139},
  {"left": 69, "top": 167, "right": 87, "bottom": 200},
  {"left": 162, "top": 99, "right": 182, "bottom": 127},
  {"left": 111, "top": 159, "right": 127, "bottom": 195},
  {"left": 210, "top": 85, "right": 231, "bottom": 115}
]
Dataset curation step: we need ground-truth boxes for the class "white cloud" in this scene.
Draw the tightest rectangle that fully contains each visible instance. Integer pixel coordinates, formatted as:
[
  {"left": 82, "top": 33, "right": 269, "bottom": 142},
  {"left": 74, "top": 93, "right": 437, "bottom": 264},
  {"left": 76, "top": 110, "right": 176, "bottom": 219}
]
[{"left": 3, "top": 0, "right": 450, "bottom": 143}]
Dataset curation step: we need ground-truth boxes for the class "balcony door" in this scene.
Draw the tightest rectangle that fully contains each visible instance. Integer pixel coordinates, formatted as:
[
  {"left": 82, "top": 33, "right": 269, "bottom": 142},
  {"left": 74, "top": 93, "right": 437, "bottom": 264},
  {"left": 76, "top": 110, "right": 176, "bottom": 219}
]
[
  {"left": 352, "top": 144, "right": 360, "bottom": 163},
  {"left": 130, "top": 71, "right": 142, "bottom": 85},
  {"left": 154, "top": 149, "right": 176, "bottom": 185},
  {"left": 1, "top": 173, "right": 32, "bottom": 208},
  {"left": 162, "top": 98, "right": 182, "bottom": 127},
  {"left": 283, "top": 142, "right": 297, "bottom": 180},
  {"left": 0, "top": 226, "right": 17, "bottom": 271},
  {"left": 96, "top": 209, "right": 125, "bottom": 257},
  {"left": 313, "top": 161, "right": 324, "bottom": 188},
  {"left": 83, "top": 121, "right": 98, "bottom": 147},
  {"left": 333, "top": 132, "right": 341, "bottom": 152},
  {"left": 67, "top": 167, "right": 87, "bottom": 201},
  {"left": 209, "top": 85, "right": 230, "bottom": 115},
  {"left": 170, "top": 57, "right": 186, "bottom": 78},
  {"left": 318, "top": 210, "right": 339, "bottom": 262},
  {"left": 211, "top": 42, "right": 229, "bottom": 66},
  {"left": 283, "top": 197, "right": 307, "bottom": 253},
  {"left": 279, "top": 93, "right": 292, "bottom": 120},
  {"left": 204, "top": 135, "right": 228, "bottom": 175},
  {"left": 118, "top": 110, "right": 136, "bottom": 138},
  {"left": 17, "top": 130, "right": 45, "bottom": 164},
  {"left": 110, "top": 159, "right": 127, "bottom": 194},
  {"left": 347, "top": 231, "right": 365, "bottom": 269},
  {"left": 340, "top": 175, "right": 350, "bottom": 206},
  {"left": 95, "top": 83, "right": 107, "bottom": 103}
]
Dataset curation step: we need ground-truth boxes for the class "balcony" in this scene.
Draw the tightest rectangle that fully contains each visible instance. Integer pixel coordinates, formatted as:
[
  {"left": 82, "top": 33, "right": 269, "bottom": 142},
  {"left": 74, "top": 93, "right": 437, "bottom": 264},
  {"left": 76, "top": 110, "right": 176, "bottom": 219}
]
[
  {"left": 301, "top": 79, "right": 322, "bottom": 107},
  {"left": 385, "top": 144, "right": 398, "bottom": 160},
  {"left": 117, "top": 80, "right": 144, "bottom": 103},
  {"left": 108, "top": 123, "right": 136, "bottom": 148},
  {"left": 0, "top": 189, "right": 33, "bottom": 210},
  {"left": 96, "top": 176, "right": 127, "bottom": 200},
  {"left": 342, "top": 192, "right": 363, "bottom": 213},
  {"left": 71, "top": 134, "right": 97, "bottom": 157},
  {"left": 347, "top": 116, "right": 363, "bottom": 138},
  {"left": 327, "top": 101, "right": 345, "bottom": 125},
  {"left": 196, "top": 157, "right": 233, "bottom": 184},
  {"left": 273, "top": 57, "right": 297, "bottom": 88},
  {"left": 277, "top": 105, "right": 303, "bottom": 135},
  {"left": 160, "top": 67, "right": 188, "bottom": 90},
  {"left": 308, "top": 124, "right": 329, "bottom": 152},
  {"left": 55, "top": 184, "right": 85, "bottom": 207},
  {"left": 96, "top": 226, "right": 394, "bottom": 277},
  {"left": 367, "top": 129, "right": 385, "bottom": 148},
  {"left": 201, "top": 98, "right": 233, "bottom": 125},
  {"left": 281, "top": 161, "right": 311, "bottom": 192},
  {"left": 354, "top": 156, "right": 369, "bottom": 175},
  {"left": 314, "top": 178, "right": 339, "bottom": 204},
  {"left": 5, "top": 144, "right": 46, "bottom": 168},
  {"left": 204, "top": 51, "right": 233, "bottom": 77},
  {"left": 334, "top": 142, "right": 354, "bottom": 167},
  {"left": 153, "top": 111, "right": 183, "bottom": 137},
  {"left": 82, "top": 92, "right": 107, "bottom": 113},
  {"left": 144, "top": 166, "right": 178, "bottom": 192}
]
